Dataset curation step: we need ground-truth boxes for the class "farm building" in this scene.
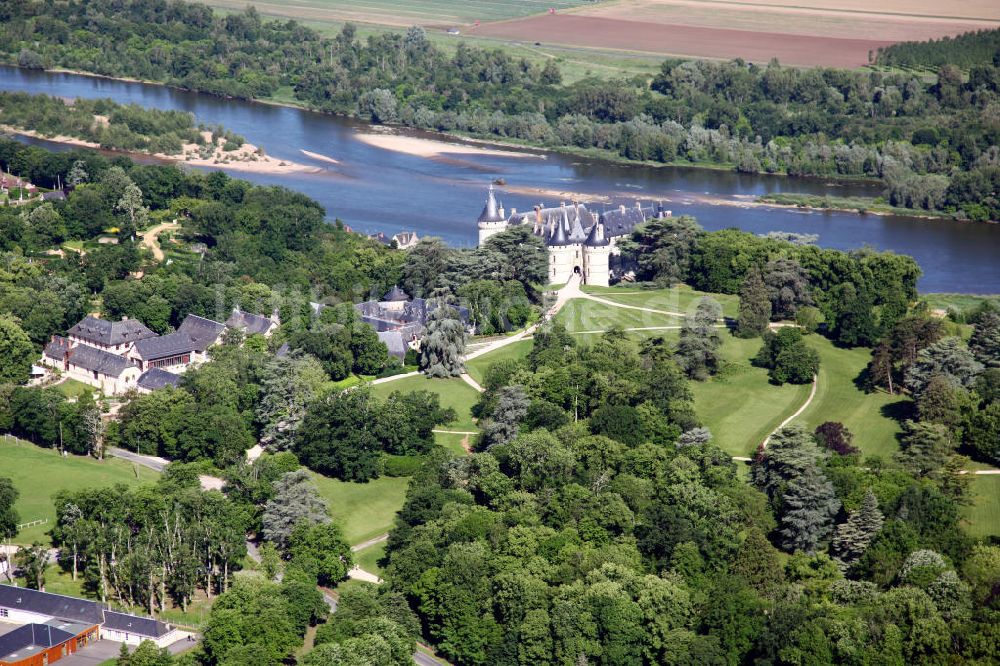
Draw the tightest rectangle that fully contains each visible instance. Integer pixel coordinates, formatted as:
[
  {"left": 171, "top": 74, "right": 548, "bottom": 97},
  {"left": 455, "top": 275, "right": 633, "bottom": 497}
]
[
  {"left": 0, "top": 620, "right": 98, "bottom": 666},
  {"left": 66, "top": 316, "right": 156, "bottom": 354},
  {"left": 225, "top": 308, "right": 279, "bottom": 338},
  {"left": 129, "top": 314, "right": 226, "bottom": 371},
  {"left": 41, "top": 337, "right": 141, "bottom": 395},
  {"left": 0, "top": 585, "right": 183, "bottom": 660}
]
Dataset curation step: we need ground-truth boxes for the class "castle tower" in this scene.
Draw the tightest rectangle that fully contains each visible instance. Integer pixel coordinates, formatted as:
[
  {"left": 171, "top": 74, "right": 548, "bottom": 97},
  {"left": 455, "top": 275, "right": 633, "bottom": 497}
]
[
  {"left": 547, "top": 212, "right": 576, "bottom": 284},
  {"left": 477, "top": 184, "right": 508, "bottom": 246},
  {"left": 583, "top": 216, "right": 611, "bottom": 287}
]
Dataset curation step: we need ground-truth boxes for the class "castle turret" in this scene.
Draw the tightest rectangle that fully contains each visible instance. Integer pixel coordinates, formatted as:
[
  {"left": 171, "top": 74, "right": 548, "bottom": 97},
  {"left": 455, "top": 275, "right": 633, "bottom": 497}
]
[
  {"left": 583, "top": 217, "right": 611, "bottom": 287},
  {"left": 477, "top": 184, "right": 508, "bottom": 246},
  {"left": 547, "top": 213, "right": 576, "bottom": 285}
]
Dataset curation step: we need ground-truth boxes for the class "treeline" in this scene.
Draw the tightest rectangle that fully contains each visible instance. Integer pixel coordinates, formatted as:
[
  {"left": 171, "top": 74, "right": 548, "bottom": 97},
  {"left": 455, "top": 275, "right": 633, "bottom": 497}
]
[
  {"left": 0, "top": 91, "right": 215, "bottom": 155},
  {"left": 3, "top": 1, "right": 1000, "bottom": 219},
  {"left": 877, "top": 28, "right": 1000, "bottom": 70},
  {"left": 380, "top": 321, "right": 1000, "bottom": 664},
  {"left": 625, "top": 216, "right": 921, "bottom": 347}
]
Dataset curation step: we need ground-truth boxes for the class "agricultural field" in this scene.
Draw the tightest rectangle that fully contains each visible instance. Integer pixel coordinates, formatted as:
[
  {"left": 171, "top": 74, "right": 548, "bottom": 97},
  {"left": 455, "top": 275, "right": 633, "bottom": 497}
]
[
  {"left": 474, "top": 0, "right": 1000, "bottom": 68},
  {"left": 310, "top": 473, "right": 411, "bottom": 545},
  {"left": 205, "top": 0, "right": 589, "bottom": 28},
  {"left": 0, "top": 437, "right": 159, "bottom": 545}
]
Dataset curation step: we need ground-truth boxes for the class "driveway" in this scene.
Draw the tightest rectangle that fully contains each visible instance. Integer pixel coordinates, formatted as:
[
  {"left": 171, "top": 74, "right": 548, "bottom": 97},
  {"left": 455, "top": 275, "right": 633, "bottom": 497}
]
[{"left": 58, "top": 640, "right": 123, "bottom": 666}]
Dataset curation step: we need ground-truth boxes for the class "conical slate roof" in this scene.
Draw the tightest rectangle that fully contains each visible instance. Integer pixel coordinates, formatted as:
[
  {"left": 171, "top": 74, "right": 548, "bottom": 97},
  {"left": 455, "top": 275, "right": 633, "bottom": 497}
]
[
  {"left": 585, "top": 219, "right": 610, "bottom": 247},
  {"left": 568, "top": 208, "right": 588, "bottom": 243},
  {"left": 384, "top": 285, "right": 410, "bottom": 302},
  {"left": 477, "top": 184, "right": 505, "bottom": 223},
  {"left": 547, "top": 214, "right": 570, "bottom": 246}
]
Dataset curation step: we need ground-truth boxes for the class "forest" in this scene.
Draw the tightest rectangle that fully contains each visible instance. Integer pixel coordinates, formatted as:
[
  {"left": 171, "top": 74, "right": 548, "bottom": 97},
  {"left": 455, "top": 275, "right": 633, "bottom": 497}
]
[
  {"left": 0, "top": 91, "right": 234, "bottom": 155},
  {"left": 876, "top": 28, "right": 1000, "bottom": 70},
  {"left": 0, "top": 137, "right": 996, "bottom": 664},
  {"left": 2, "top": 1, "right": 1000, "bottom": 219}
]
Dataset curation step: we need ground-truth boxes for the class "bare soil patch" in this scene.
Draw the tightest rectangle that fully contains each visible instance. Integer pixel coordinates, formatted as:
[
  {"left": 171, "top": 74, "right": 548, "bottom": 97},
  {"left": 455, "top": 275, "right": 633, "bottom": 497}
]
[
  {"left": 578, "top": 0, "right": 998, "bottom": 41},
  {"left": 474, "top": 14, "right": 895, "bottom": 67}
]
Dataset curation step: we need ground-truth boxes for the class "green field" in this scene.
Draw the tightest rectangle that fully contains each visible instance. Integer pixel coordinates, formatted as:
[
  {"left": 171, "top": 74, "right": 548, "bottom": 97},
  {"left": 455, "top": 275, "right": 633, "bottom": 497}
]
[
  {"left": 465, "top": 339, "right": 533, "bottom": 384},
  {"left": 556, "top": 298, "right": 683, "bottom": 333},
  {"left": 371, "top": 375, "right": 480, "bottom": 431},
  {"left": 310, "top": 473, "right": 411, "bottom": 545},
  {"left": 920, "top": 293, "right": 1000, "bottom": 320},
  {"left": 209, "top": 0, "right": 587, "bottom": 24},
  {"left": 582, "top": 284, "right": 740, "bottom": 319},
  {"left": 0, "top": 437, "right": 159, "bottom": 544},
  {"left": 690, "top": 336, "right": 811, "bottom": 457},
  {"left": 796, "top": 337, "right": 908, "bottom": 459},
  {"left": 50, "top": 378, "right": 98, "bottom": 400},
  {"left": 963, "top": 475, "right": 1000, "bottom": 538},
  {"left": 354, "top": 540, "right": 387, "bottom": 576},
  {"left": 434, "top": 431, "right": 471, "bottom": 457}
]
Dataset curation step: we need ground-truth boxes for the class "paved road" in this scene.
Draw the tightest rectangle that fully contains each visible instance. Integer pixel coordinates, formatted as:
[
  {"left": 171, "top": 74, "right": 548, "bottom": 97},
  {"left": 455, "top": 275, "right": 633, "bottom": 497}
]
[{"left": 109, "top": 446, "right": 168, "bottom": 472}]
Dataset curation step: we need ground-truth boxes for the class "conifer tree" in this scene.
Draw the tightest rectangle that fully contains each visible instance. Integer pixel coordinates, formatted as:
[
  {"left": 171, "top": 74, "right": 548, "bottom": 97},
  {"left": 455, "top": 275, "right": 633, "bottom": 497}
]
[
  {"left": 478, "top": 385, "right": 530, "bottom": 450},
  {"left": 737, "top": 265, "right": 771, "bottom": 338},
  {"left": 419, "top": 302, "right": 466, "bottom": 378},
  {"left": 779, "top": 466, "right": 840, "bottom": 554},
  {"left": 968, "top": 310, "right": 1000, "bottom": 368},
  {"left": 677, "top": 297, "right": 723, "bottom": 379},
  {"left": 832, "top": 282, "right": 877, "bottom": 347},
  {"left": 833, "top": 489, "right": 884, "bottom": 563}
]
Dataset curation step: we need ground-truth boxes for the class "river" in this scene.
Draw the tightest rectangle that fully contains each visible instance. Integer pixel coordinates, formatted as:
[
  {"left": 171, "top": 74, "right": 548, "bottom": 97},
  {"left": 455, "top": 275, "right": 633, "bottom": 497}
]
[{"left": 1, "top": 65, "right": 997, "bottom": 293}]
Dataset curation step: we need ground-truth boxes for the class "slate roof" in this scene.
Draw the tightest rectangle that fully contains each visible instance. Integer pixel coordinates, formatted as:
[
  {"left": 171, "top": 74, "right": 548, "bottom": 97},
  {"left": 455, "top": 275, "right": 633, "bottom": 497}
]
[
  {"left": 0, "top": 585, "right": 104, "bottom": 626},
  {"left": 137, "top": 368, "right": 182, "bottom": 391},
  {"left": 0, "top": 586, "right": 174, "bottom": 642},
  {"left": 585, "top": 220, "right": 610, "bottom": 247},
  {"left": 44, "top": 337, "right": 137, "bottom": 377},
  {"left": 178, "top": 314, "right": 226, "bottom": 348},
  {"left": 68, "top": 316, "right": 156, "bottom": 347},
  {"left": 226, "top": 309, "right": 274, "bottom": 335},
  {"left": 378, "top": 330, "right": 409, "bottom": 360},
  {"left": 0, "top": 623, "right": 76, "bottom": 662},
  {"left": 41, "top": 190, "right": 67, "bottom": 202},
  {"left": 547, "top": 215, "right": 570, "bottom": 247},
  {"left": 477, "top": 185, "right": 505, "bottom": 223},
  {"left": 383, "top": 286, "right": 409, "bottom": 302},
  {"left": 133, "top": 314, "right": 225, "bottom": 361},
  {"left": 102, "top": 611, "right": 172, "bottom": 638}
]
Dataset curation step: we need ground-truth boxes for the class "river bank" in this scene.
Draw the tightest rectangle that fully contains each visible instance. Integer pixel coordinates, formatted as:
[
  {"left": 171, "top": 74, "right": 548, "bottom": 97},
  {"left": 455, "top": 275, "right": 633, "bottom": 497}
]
[
  {"left": 0, "top": 124, "right": 319, "bottom": 175},
  {"left": 3, "top": 63, "right": 997, "bottom": 293},
  {"left": 755, "top": 193, "right": 968, "bottom": 223}
]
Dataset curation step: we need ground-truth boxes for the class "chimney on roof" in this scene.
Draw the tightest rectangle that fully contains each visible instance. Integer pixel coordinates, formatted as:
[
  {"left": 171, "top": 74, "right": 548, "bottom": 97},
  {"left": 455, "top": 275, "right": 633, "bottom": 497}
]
[
  {"left": 636, "top": 200, "right": 643, "bottom": 212},
  {"left": 619, "top": 204, "right": 626, "bottom": 213},
  {"left": 510, "top": 207, "right": 516, "bottom": 216}
]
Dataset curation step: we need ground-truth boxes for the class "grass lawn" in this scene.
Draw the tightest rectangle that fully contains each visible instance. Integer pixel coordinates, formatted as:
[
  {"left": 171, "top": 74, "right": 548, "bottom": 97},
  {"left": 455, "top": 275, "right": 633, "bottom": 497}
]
[
  {"left": 963, "top": 475, "right": 1000, "bottom": 538},
  {"left": 371, "top": 375, "right": 480, "bottom": 431},
  {"left": 556, "top": 298, "right": 683, "bottom": 333},
  {"left": 582, "top": 284, "right": 740, "bottom": 319},
  {"left": 435, "top": 431, "right": 471, "bottom": 457},
  {"left": 354, "top": 540, "right": 387, "bottom": 576},
  {"left": 795, "top": 336, "right": 909, "bottom": 459},
  {"left": 921, "top": 293, "right": 1000, "bottom": 319},
  {"left": 310, "top": 473, "right": 410, "bottom": 545},
  {"left": 0, "top": 437, "right": 159, "bottom": 545},
  {"left": 691, "top": 335, "right": 811, "bottom": 458},
  {"left": 465, "top": 339, "right": 533, "bottom": 384},
  {"left": 49, "top": 378, "right": 98, "bottom": 400}
]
